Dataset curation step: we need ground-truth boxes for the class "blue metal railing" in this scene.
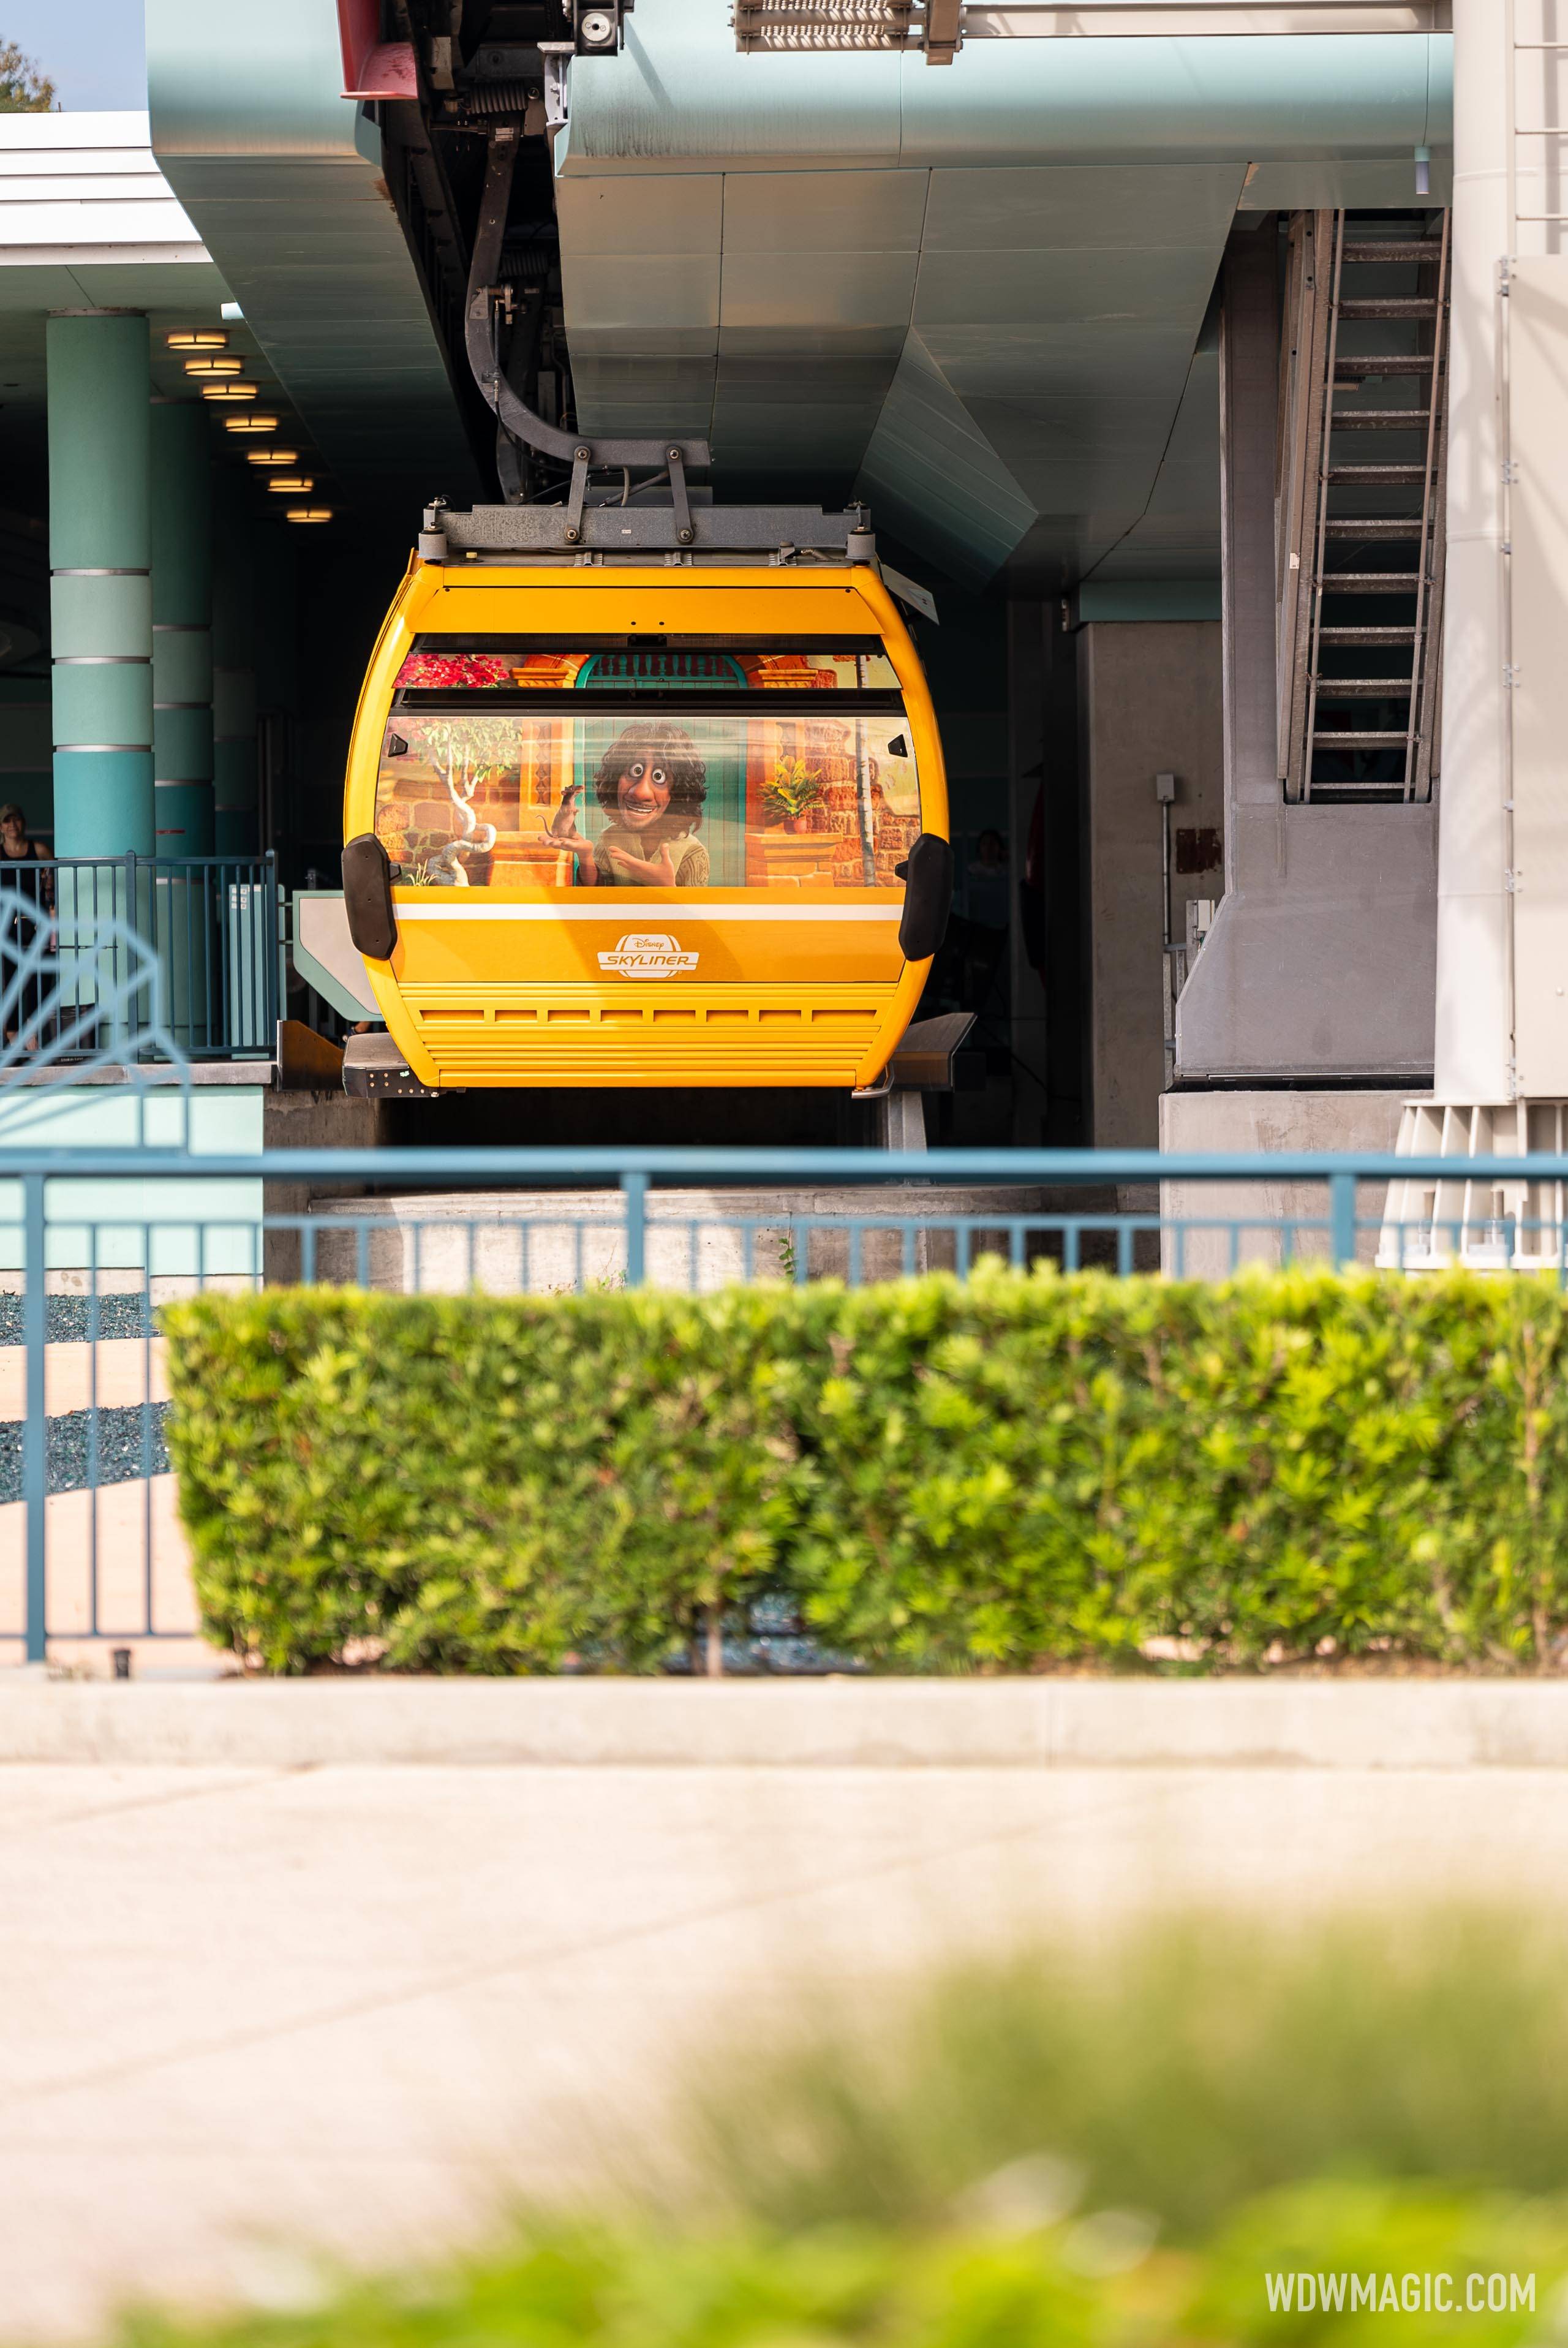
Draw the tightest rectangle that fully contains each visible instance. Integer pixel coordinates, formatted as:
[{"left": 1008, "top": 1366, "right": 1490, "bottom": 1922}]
[
  {"left": 0, "top": 854, "right": 279, "bottom": 1062},
  {"left": 6, "top": 1138, "right": 1568, "bottom": 1672}
]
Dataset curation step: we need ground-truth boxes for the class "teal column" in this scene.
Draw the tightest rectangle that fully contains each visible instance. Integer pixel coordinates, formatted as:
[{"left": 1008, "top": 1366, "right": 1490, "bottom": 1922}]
[
  {"left": 151, "top": 400, "right": 214, "bottom": 857},
  {"left": 212, "top": 470, "right": 258, "bottom": 857},
  {"left": 47, "top": 312, "right": 154, "bottom": 857}
]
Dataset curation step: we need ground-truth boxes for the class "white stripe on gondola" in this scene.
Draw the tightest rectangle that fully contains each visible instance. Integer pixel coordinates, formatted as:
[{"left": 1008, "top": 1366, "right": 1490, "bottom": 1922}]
[{"left": 394, "top": 902, "right": 902, "bottom": 922}]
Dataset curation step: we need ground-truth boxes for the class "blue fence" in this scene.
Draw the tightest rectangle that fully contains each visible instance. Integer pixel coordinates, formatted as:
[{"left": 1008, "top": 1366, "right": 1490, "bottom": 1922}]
[
  {"left": 0, "top": 855, "right": 279, "bottom": 1063},
  {"left": 6, "top": 1138, "right": 1568, "bottom": 1673}
]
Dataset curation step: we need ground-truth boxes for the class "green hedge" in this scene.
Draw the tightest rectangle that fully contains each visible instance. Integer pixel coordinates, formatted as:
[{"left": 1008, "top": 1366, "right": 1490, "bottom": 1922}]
[
  {"left": 161, "top": 1267, "right": 1568, "bottom": 1675},
  {"left": 106, "top": 2183, "right": 1568, "bottom": 2348}
]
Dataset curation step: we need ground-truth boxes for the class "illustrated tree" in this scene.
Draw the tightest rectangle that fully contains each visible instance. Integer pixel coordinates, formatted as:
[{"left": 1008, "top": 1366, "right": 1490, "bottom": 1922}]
[{"left": 409, "top": 718, "right": 514, "bottom": 884}]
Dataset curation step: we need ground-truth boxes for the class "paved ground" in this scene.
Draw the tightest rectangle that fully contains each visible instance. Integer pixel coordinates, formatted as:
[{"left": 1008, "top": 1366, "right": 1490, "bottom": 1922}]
[{"left": 5, "top": 1759, "right": 1568, "bottom": 2340}]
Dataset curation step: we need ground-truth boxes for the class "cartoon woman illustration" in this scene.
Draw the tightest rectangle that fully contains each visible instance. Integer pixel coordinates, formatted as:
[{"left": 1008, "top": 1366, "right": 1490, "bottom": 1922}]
[{"left": 549, "top": 723, "right": 709, "bottom": 886}]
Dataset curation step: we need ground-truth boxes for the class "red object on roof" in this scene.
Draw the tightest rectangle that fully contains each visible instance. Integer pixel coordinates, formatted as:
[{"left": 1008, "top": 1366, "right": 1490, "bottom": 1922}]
[{"left": 337, "top": 0, "right": 418, "bottom": 99}]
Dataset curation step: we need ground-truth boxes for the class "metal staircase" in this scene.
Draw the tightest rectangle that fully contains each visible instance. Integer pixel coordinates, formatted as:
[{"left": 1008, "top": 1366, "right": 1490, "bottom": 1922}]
[{"left": 1276, "top": 209, "right": 1450, "bottom": 805}]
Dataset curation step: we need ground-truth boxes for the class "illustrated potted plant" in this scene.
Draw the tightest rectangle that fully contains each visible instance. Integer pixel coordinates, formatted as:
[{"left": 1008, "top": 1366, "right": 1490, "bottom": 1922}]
[{"left": 767, "top": 757, "right": 825, "bottom": 834}]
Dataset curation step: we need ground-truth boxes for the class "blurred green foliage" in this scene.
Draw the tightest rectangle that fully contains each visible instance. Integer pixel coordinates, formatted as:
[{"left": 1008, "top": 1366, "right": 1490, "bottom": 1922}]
[
  {"left": 676, "top": 1917, "right": 1568, "bottom": 2239},
  {"left": 111, "top": 2188, "right": 1568, "bottom": 2348},
  {"left": 111, "top": 1919, "right": 1568, "bottom": 2347},
  {"left": 163, "top": 1264, "right": 1568, "bottom": 1673}
]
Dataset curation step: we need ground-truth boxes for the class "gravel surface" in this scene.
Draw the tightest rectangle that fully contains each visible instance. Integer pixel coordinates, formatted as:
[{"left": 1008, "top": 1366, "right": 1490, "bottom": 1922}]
[
  {"left": 0, "top": 1294, "right": 155, "bottom": 1346},
  {"left": 0, "top": 1402, "right": 170, "bottom": 1500}
]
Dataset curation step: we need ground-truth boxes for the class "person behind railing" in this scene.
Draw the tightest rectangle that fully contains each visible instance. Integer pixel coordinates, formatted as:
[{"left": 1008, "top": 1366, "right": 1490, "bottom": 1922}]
[{"left": 0, "top": 802, "right": 53, "bottom": 1048}]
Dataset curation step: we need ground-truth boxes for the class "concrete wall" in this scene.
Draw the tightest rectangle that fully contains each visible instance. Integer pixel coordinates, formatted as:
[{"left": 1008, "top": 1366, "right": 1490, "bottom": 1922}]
[
  {"left": 1172, "top": 222, "right": 1438, "bottom": 1089},
  {"left": 1159, "top": 1086, "right": 1414, "bottom": 1275},
  {"left": 262, "top": 1087, "right": 388, "bottom": 1284},
  {"left": 1079, "top": 619, "right": 1223, "bottom": 1146},
  {"left": 0, "top": 1082, "right": 265, "bottom": 1278},
  {"left": 1175, "top": 802, "right": 1438, "bottom": 1082}
]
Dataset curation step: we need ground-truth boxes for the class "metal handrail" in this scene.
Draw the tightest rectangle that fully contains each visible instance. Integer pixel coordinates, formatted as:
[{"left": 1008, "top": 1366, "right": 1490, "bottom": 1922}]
[
  {"left": 0, "top": 852, "right": 279, "bottom": 1063},
  {"left": 0, "top": 1144, "right": 1555, "bottom": 1183}
]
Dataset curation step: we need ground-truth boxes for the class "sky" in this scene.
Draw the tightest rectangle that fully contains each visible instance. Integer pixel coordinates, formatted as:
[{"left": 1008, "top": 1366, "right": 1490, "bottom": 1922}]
[{"left": 5, "top": 0, "right": 146, "bottom": 110}]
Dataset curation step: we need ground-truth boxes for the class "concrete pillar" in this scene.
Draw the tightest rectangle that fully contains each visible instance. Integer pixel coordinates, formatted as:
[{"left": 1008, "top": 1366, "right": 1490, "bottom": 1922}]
[
  {"left": 1432, "top": 0, "right": 1512, "bottom": 1101},
  {"left": 1216, "top": 224, "right": 1281, "bottom": 860},
  {"left": 212, "top": 470, "right": 258, "bottom": 857},
  {"left": 47, "top": 312, "right": 154, "bottom": 857},
  {"left": 1079, "top": 620, "right": 1223, "bottom": 1146},
  {"left": 151, "top": 401, "right": 214, "bottom": 858}
]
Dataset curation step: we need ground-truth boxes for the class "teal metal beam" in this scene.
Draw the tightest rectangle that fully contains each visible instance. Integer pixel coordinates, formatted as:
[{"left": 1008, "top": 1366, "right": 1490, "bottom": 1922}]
[
  {"left": 151, "top": 399, "right": 214, "bottom": 858},
  {"left": 562, "top": 24, "right": 1451, "bottom": 173},
  {"left": 48, "top": 312, "right": 154, "bottom": 858}
]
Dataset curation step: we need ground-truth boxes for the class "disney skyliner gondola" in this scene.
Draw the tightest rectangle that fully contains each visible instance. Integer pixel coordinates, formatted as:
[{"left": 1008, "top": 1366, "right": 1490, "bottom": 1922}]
[{"left": 339, "top": 126, "right": 959, "bottom": 1114}]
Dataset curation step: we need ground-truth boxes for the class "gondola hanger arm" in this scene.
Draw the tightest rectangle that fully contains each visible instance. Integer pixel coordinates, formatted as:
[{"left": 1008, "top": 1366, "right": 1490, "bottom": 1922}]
[{"left": 464, "top": 127, "right": 711, "bottom": 473}]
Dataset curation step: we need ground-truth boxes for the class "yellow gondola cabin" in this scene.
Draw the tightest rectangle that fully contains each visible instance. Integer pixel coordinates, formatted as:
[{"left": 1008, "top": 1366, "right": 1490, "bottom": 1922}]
[{"left": 341, "top": 546, "right": 951, "bottom": 1093}]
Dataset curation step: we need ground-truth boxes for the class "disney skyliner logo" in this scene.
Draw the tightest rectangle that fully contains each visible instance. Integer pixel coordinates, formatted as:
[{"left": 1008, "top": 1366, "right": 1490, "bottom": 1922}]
[
  {"left": 1264, "top": 2273, "right": 1538, "bottom": 2315},
  {"left": 598, "top": 933, "right": 699, "bottom": 978}
]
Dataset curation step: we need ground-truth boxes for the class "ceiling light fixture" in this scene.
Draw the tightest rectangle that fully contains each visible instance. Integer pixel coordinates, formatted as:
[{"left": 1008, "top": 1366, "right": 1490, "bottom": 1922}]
[
  {"left": 284, "top": 508, "right": 333, "bottom": 524},
  {"left": 200, "top": 382, "right": 258, "bottom": 402},
  {"left": 183, "top": 355, "right": 244, "bottom": 377},
  {"left": 267, "top": 475, "right": 315, "bottom": 493},
  {"left": 166, "top": 328, "right": 228, "bottom": 350},
  {"left": 223, "top": 413, "right": 280, "bottom": 434},
  {"left": 245, "top": 448, "right": 300, "bottom": 466}
]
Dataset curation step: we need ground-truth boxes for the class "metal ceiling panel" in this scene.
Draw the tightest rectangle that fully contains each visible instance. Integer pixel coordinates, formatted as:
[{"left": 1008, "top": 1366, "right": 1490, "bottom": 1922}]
[
  {"left": 556, "top": 174, "right": 723, "bottom": 257},
  {"left": 569, "top": 27, "right": 902, "bottom": 172},
  {"left": 921, "top": 321, "right": 1201, "bottom": 399},
  {"left": 567, "top": 255, "right": 722, "bottom": 330},
  {"left": 0, "top": 268, "right": 96, "bottom": 312},
  {"left": 717, "top": 402, "right": 884, "bottom": 437},
  {"left": 39, "top": 263, "right": 229, "bottom": 309},
  {"left": 720, "top": 170, "right": 929, "bottom": 252},
  {"left": 1041, "top": 342, "right": 1222, "bottom": 581},
  {"left": 571, "top": 402, "right": 718, "bottom": 433},
  {"left": 1239, "top": 154, "right": 1453, "bottom": 206},
  {"left": 572, "top": 355, "right": 722, "bottom": 401},
  {"left": 895, "top": 32, "right": 1438, "bottom": 165},
  {"left": 563, "top": 10, "right": 1445, "bottom": 171},
  {"left": 569, "top": 323, "right": 721, "bottom": 356},
  {"left": 919, "top": 162, "right": 1245, "bottom": 248},
  {"left": 716, "top": 349, "right": 905, "bottom": 395},
  {"left": 146, "top": 0, "right": 480, "bottom": 516},
  {"left": 859, "top": 330, "right": 1035, "bottom": 586},
  {"left": 913, "top": 246, "right": 1226, "bottom": 326},
  {"left": 558, "top": 0, "right": 1450, "bottom": 584},
  {"left": 721, "top": 251, "right": 921, "bottom": 330},
  {"left": 718, "top": 323, "right": 910, "bottom": 357}
]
